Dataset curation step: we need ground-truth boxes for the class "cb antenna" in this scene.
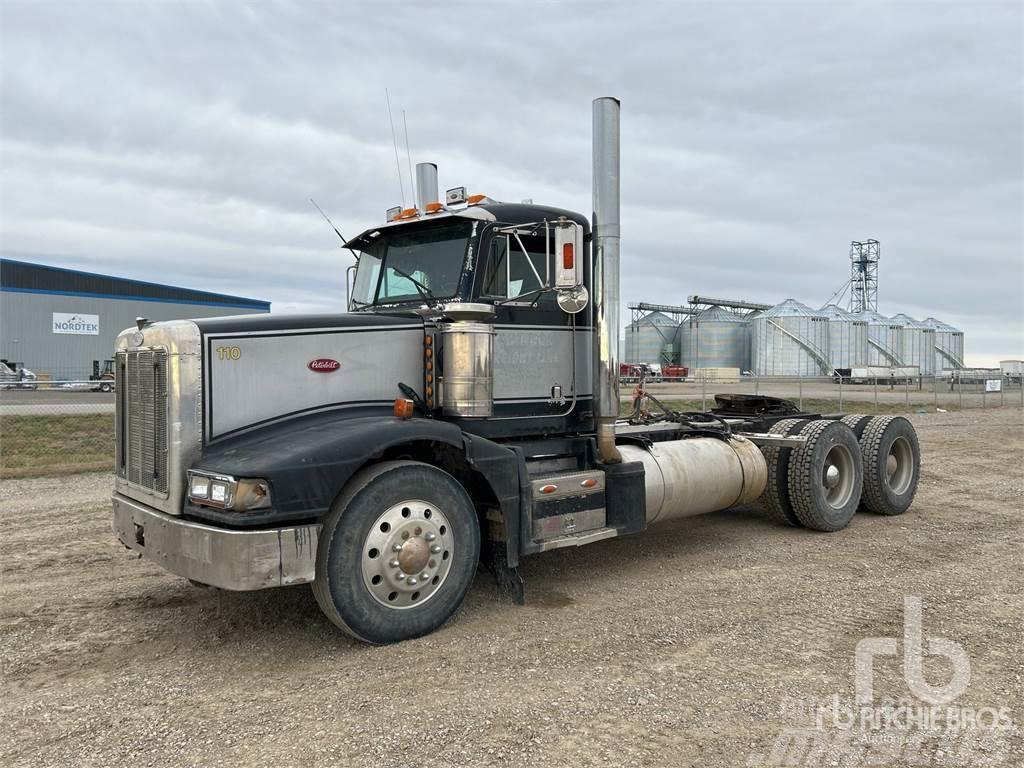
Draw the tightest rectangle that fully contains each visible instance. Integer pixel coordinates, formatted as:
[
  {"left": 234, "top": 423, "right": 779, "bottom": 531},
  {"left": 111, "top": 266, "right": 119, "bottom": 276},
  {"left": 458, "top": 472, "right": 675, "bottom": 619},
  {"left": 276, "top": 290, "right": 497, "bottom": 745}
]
[
  {"left": 385, "top": 88, "right": 406, "bottom": 208},
  {"left": 309, "top": 199, "right": 358, "bottom": 259},
  {"left": 402, "top": 109, "right": 415, "bottom": 205}
]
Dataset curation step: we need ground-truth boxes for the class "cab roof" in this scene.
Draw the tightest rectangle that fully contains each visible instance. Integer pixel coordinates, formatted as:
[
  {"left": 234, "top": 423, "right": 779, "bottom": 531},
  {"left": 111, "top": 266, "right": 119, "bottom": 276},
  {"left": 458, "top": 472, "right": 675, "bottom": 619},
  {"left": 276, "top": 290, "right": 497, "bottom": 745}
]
[{"left": 347, "top": 202, "right": 589, "bottom": 251}]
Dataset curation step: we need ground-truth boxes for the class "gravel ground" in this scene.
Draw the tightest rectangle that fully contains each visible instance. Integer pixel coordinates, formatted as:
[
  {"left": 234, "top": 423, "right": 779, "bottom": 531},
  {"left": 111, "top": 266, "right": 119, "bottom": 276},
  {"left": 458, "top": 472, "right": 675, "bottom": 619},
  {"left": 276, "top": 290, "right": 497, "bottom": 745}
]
[{"left": 2, "top": 408, "right": 1021, "bottom": 767}]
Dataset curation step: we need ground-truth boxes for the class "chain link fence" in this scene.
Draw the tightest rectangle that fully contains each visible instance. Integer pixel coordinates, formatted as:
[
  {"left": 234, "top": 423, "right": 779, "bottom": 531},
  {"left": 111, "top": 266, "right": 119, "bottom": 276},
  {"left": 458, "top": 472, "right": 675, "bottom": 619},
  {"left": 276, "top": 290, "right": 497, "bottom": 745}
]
[
  {"left": 2, "top": 374, "right": 1021, "bottom": 478},
  {"left": 622, "top": 372, "right": 1024, "bottom": 415}
]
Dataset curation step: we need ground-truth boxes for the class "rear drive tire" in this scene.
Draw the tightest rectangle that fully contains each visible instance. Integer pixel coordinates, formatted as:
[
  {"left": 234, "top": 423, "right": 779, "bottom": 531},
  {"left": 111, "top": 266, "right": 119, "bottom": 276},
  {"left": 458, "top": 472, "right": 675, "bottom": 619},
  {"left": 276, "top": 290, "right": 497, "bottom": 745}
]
[
  {"left": 788, "top": 420, "right": 863, "bottom": 532},
  {"left": 840, "top": 414, "right": 872, "bottom": 439},
  {"left": 313, "top": 460, "right": 480, "bottom": 644},
  {"left": 758, "top": 418, "right": 809, "bottom": 526},
  {"left": 100, "top": 382, "right": 113, "bottom": 393},
  {"left": 858, "top": 416, "right": 920, "bottom": 516}
]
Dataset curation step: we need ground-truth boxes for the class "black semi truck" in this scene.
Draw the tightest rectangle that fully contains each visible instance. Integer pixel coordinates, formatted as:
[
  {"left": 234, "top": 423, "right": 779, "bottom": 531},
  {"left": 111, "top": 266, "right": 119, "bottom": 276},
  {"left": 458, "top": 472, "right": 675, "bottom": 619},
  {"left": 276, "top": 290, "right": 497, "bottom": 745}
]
[{"left": 112, "top": 98, "right": 921, "bottom": 643}]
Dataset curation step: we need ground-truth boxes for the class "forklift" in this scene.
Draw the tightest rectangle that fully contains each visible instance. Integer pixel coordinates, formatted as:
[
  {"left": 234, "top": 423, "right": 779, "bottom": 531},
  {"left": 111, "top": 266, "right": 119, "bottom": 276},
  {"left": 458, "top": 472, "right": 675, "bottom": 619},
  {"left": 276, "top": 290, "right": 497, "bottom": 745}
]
[{"left": 90, "top": 359, "right": 115, "bottom": 392}]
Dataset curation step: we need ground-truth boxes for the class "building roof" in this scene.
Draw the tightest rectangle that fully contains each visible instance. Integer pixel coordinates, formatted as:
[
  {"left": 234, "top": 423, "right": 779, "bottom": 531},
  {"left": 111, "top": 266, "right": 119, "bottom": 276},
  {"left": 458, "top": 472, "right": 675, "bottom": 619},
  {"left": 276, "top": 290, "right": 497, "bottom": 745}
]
[
  {"left": 761, "top": 299, "right": 825, "bottom": 318},
  {"left": 0, "top": 258, "right": 270, "bottom": 310}
]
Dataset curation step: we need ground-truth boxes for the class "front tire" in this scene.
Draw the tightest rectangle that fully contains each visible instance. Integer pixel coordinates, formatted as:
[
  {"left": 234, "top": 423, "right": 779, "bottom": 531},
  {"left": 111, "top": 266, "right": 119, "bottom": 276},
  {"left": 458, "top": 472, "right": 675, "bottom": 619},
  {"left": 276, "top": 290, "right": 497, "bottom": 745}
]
[{"left": 313, "top": 460, "right": 481, "bottom": 644}]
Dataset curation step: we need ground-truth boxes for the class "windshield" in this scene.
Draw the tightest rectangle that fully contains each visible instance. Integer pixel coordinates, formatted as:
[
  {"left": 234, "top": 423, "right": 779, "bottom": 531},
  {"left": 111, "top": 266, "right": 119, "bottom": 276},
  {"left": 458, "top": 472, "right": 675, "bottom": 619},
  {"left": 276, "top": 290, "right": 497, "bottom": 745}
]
[{"left": 351, "top": 219, "right": 473, "bottom": 307}]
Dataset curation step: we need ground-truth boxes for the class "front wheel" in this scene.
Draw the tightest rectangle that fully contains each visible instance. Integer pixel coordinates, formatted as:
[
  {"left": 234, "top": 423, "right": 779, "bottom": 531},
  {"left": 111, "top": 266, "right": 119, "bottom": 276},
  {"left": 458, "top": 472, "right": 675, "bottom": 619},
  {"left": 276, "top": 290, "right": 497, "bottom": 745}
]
[{"left": 313, "top": 460, "right": 480, "bottom": 644}]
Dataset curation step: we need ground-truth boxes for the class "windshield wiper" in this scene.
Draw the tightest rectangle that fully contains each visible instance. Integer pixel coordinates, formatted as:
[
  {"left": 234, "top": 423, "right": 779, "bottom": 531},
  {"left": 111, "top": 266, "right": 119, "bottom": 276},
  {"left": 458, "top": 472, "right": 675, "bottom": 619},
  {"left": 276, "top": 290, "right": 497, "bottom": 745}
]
[{"left": 389, "top": 265, "right": 437, "bottom": 303}]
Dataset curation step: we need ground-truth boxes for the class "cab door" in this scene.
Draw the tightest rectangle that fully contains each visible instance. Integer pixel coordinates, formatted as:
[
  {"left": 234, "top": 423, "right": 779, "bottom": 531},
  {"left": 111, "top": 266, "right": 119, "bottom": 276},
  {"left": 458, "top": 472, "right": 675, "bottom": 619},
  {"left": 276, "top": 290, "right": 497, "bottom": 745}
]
[{"left": 475, "top": 223, "right": 592, "bottom": 422}]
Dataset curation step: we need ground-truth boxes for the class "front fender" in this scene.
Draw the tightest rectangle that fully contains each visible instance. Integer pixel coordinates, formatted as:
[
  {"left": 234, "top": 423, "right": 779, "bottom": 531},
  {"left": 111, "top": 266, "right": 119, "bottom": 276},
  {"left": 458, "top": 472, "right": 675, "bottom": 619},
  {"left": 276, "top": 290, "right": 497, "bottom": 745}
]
[{"left": 189, "top": 414, "right": 467, "bottom": 526}]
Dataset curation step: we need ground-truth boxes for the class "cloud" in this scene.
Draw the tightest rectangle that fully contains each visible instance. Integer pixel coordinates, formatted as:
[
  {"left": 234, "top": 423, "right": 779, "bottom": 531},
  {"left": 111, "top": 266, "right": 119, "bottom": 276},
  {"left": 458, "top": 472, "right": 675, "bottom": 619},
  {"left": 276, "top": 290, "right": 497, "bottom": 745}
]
[{"left": 1, "top": 0, "right": 1021, "bottom": 365}]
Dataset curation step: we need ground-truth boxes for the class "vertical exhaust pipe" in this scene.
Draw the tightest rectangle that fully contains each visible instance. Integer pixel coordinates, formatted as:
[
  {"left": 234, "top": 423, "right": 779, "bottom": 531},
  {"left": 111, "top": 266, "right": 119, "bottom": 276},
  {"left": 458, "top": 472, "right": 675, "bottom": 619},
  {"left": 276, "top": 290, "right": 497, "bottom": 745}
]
[
  {"left": 415, "top": 162, "right": 439, "bottom": 211},
  {"left": 593, "top": 97, "right": 622, "bottom": 464}
]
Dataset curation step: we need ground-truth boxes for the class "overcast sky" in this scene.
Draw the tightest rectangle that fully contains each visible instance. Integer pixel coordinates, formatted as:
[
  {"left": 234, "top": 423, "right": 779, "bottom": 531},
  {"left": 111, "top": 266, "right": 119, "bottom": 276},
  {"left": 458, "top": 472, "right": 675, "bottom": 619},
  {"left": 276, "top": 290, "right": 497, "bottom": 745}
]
[{"left": 1, "top": 1, "right": 1021, "bottom": 365}]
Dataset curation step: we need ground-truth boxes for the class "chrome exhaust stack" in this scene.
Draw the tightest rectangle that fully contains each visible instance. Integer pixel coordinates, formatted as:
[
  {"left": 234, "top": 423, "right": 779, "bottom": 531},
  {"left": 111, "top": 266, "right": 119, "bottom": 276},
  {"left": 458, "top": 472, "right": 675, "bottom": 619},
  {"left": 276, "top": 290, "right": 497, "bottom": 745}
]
[
  {"left": 415, "top": 162, "right": 439, "bottom": 211},
  {"left": 593, "top": 97, "right": 622, "bottom": 464}
]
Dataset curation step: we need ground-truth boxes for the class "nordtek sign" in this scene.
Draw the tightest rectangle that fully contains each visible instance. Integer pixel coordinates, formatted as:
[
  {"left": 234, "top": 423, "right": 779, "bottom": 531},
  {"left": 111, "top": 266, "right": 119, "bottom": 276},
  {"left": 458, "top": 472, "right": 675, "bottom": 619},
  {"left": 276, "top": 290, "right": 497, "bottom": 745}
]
[{"left": 53, "top": 313, "right": 100, "bottom": 335}]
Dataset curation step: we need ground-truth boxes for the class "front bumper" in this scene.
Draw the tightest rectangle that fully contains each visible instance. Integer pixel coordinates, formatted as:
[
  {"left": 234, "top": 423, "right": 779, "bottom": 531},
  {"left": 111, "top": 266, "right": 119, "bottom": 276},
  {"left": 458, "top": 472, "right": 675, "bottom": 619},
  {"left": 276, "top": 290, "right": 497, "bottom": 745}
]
[{"left": 112, "top": 493, "right": 320, "bottom": 591}]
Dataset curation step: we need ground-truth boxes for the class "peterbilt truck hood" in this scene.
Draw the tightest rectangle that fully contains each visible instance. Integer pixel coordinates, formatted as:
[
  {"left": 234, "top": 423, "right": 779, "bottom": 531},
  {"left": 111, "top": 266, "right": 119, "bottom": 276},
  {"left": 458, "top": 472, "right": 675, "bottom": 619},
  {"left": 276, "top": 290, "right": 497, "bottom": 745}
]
[{"left": 192, "top": 312, "right": 426, "bottom": 442}]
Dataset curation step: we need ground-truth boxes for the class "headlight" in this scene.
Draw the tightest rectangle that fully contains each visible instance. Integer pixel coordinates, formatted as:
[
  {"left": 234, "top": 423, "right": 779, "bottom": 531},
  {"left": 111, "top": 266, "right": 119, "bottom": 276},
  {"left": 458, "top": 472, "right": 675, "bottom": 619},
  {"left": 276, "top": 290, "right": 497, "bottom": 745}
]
[
  {"left": 187, "top": 471, "right": 271, "bottom": 511},
  {"left": 189, "top": 474, "right": 210, "bottom": 499}
]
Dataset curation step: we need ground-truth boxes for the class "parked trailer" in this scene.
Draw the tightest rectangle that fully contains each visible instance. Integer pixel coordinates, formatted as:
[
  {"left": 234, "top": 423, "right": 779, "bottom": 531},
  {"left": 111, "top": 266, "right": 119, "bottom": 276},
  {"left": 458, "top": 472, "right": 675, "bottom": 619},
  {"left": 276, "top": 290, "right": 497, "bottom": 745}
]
[
  {"left": 111, "top": 99, "right": 923, "bottom": 644},
  {"left": 849, "top": 365, "right": 920, "bottom": 385}
]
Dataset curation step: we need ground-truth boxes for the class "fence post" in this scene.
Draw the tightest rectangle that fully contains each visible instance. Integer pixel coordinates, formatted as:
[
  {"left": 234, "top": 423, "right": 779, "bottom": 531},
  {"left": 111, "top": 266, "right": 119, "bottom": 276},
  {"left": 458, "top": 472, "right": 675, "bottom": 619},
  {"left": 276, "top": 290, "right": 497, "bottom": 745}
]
[
  {"left": 958, "top": 375, "right": 963, "bottom": 410},
  {"left": 933, "top": 376, "right": 937, "bottom": 410},
  {"left": 874, "top": 378, "right": 878, "bottom": 412},
  {"left": 983, "top": 383, "right": 986, "bottom": 409},
  {"left": 1001, "top": 382, "right": 1004, "bottom": 407},
  {"left": 838, "top": 374, "right": 843, "bottom": 413},
  {"left": 905, "top": 377, "right": 910, "bottom": 409},
  {"left": 701, "top": 374, "right": 706, "bottom": 412},
  {"left": 798, "top": 375, "right": 803, "bottom": 411},
  {"left": 754, "top": 374, "right": 759, "bottom": 396}
]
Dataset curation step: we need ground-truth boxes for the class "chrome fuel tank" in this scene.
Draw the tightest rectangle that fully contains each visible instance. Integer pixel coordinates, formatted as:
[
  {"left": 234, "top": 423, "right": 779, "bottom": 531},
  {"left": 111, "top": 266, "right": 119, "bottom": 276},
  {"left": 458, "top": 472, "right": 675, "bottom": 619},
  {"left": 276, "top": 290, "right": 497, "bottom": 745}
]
[{"left": 619, "top": 436, "right": 767, "bottom": 524}]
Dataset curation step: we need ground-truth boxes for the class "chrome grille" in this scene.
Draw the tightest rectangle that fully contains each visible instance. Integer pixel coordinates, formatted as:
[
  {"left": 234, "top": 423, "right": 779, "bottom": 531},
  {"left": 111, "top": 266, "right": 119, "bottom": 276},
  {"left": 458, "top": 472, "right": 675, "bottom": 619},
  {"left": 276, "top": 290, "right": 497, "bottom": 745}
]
[{"left": 116, "top": 349, "right": 169, "bottom": 494}]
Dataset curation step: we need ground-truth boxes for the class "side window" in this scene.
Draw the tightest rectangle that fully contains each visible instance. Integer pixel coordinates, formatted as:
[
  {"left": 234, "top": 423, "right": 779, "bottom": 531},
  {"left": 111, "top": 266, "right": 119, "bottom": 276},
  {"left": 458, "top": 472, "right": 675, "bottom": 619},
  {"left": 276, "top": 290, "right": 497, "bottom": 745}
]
[{"left": 481, "top": 230, "right": 556, "bottom": 307}]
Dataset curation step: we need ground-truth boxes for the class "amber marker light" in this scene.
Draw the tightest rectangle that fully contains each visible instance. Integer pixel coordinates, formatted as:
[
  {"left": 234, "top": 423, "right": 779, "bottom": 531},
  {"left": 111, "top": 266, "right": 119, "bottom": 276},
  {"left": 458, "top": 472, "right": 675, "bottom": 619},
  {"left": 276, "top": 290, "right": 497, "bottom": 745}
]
[{"left": 393, "top": 399, "right": 414, "bottom": 419}]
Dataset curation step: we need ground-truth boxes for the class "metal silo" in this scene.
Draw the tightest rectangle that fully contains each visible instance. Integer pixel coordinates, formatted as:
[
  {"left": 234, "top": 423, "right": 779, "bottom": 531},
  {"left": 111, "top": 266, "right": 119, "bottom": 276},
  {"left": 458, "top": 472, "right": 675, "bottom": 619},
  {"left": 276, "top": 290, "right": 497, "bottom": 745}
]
[
  {"left": 922, "top": 317, "right": 964, "bottom": 372},
  {"left": 890, "top": 314, "right": 935, "bottom": 375},
  {"left": 679, "top": 305, "right": 750, "bottom": 370},
  {"left": 819, "top": 304, "right": 869, "bottom": 370},
  {"left": 751, "top": 299, "right": 831, "bottom": 376},
  {"left": 855, "top": 310, "right": 904, "bottom": 366},
  {"left": 623, "top": 311, "right": 678, "bottom": 366}
]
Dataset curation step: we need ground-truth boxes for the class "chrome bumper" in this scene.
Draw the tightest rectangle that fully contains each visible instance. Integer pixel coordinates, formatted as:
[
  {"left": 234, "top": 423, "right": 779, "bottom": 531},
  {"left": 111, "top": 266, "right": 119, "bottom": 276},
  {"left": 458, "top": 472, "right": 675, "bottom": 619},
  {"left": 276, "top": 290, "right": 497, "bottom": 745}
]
[{"left": 112, "top": 493, "right": 320, "bottom": 591}]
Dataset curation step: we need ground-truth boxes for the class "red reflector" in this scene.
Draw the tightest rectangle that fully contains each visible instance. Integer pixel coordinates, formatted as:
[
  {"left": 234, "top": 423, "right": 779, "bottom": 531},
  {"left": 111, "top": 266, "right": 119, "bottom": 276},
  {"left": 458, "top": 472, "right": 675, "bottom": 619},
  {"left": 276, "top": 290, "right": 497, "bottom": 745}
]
[
  {"left": 562, "top": 243, "right": 574, "bottom": 270},
  {"left": 581, "top": 478, "right": 597, "bottom": 488},
  {"left": 540, "top": 484, "right": 557, "bottom": 494}
]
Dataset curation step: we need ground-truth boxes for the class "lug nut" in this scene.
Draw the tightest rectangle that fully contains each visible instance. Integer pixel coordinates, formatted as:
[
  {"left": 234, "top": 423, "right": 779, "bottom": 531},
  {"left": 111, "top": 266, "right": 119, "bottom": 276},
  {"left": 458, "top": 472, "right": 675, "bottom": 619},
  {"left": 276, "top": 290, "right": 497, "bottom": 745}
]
[
  {"left": 407, "top": 577, "right": 418, "bottom": 586},
  {"left": 425, "top": 533, "right": 436, "bottom": 542},
  {"left": 392, "top": 543, "right": 403, "bottom": 552},
  {"left": 430, "top": 545, "right": 441, "bottom": 554},
  {"left": 421, "top": 572, "right": 430, "bottom": 580},
  {"left": 389, "top": 559, "right": 399, "bottom": 568},
  {"left": 396, "top": 574, "right": 406, "bottom": 581}
]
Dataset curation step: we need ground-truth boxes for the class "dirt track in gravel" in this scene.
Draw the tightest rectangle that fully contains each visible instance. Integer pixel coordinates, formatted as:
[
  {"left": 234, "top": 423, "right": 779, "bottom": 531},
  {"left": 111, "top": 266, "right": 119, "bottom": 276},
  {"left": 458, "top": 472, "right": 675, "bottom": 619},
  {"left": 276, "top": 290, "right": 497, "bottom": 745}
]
[{"left": 2, "top": 408, "right": 1022, "bottom": 767}]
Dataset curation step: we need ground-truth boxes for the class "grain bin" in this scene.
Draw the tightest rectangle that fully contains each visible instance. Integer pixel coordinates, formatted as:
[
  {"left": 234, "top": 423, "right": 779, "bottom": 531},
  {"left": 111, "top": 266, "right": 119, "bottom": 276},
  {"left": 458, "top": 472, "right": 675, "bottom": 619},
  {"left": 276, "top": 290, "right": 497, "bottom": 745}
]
[
  {"left": 679, "top": 305, "right": 750, "bottom": 371},
  {"left": 819, "top": 304, "right": 869, "bottom": 370},
  {"left": 855, "top": 310, "right": 904, "bottom": 366},
  {"left": 623, "top": 311, "right": 678, "bottom": 365},
  {"left": 922, "top": 317, "right": 964, "bottom": 371},
  {"left": 890, "top": 314, "right": 935, "bottom": 375},
  {"left": 751, "top": 299, "right": 831, "bottom": 376}
]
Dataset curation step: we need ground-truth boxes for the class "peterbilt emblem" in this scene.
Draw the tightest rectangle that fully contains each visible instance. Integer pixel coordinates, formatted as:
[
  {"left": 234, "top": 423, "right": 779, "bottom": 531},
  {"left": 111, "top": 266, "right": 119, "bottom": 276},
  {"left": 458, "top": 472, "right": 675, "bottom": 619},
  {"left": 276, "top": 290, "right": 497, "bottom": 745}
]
[{"left": 308, "top": 358, "right": 341, "bottom": 373}]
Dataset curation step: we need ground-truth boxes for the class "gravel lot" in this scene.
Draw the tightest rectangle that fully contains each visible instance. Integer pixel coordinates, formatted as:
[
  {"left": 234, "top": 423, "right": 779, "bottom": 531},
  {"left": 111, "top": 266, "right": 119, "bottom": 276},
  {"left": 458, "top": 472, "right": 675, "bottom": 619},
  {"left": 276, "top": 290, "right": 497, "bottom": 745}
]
[{"left": 2, "top": 408, "right": 1021, "bottom": 767}]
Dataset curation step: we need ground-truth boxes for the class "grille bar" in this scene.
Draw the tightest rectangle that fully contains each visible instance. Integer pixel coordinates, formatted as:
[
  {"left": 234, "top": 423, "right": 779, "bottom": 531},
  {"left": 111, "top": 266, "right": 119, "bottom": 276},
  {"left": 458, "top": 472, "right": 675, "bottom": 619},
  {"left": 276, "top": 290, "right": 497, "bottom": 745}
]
[{"left": 116, "top": 349, "right": 169, "bottom": 494}]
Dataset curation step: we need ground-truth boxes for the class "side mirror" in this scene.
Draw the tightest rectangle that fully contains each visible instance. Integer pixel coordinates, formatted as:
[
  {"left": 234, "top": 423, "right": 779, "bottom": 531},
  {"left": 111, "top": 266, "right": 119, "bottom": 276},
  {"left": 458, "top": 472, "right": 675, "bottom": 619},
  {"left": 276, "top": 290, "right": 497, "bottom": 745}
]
[
  {"left": 345, "top": 264, "right": 357, "bottom": 311},
  {"left": 554, "top": 222, "right": 583, "bottom": 289}
]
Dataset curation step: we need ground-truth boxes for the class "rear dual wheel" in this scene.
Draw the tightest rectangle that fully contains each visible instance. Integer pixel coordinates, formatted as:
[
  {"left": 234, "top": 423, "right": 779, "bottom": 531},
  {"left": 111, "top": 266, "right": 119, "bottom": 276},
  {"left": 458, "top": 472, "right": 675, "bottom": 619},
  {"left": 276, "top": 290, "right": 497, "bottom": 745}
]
[
  {"left": 787, "top": 421, "right": 864, "bottom": 532},
  {"left": 313, "top": 460, "right": 480, "bottom": 644},
  {"left": 857, "top": 416, "right": 920, "bottom": 516}
]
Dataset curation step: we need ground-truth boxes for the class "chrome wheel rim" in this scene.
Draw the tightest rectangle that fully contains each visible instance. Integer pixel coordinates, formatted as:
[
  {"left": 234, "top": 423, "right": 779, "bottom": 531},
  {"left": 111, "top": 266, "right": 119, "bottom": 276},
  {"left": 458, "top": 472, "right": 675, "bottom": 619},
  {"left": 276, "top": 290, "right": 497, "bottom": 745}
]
[
  {"left": 886, "top": 436, "right": 913, "bottom": 495},
  {"left": 822, "top": 444, "right": 856, "bottom": 509},
  {"left": 361, "top": 500, "right": 454, "bottom": 609}
]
